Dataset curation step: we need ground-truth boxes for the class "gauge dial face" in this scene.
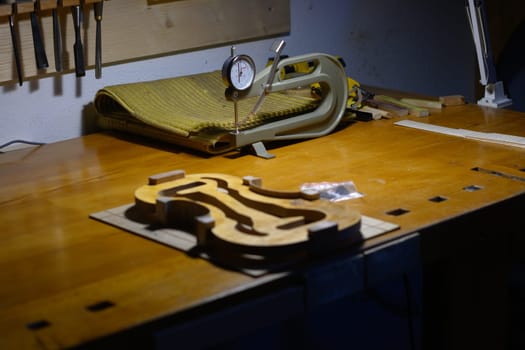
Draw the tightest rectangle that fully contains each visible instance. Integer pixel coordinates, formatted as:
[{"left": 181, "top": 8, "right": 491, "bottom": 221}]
[{"left": 222, "top": 54, "right": 256, "bottom": 91}]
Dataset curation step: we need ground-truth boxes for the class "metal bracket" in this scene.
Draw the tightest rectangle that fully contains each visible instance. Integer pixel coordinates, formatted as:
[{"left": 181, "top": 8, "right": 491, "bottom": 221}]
[
  {"left": 478, "top": 81, "right": 512, "bottom": 108},
  {"left": 251, "top": 141, "right": 275, "bottom": 159}
]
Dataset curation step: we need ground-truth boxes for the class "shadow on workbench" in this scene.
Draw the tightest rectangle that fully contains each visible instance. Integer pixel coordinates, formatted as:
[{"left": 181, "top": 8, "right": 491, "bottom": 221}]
[
  {"left": 73, "top": 238, "right": 423, "bottom": 350},
  {"left": 72, "top": 270, "right": 422, "bottom": 350},
  {"left": 73, "top": 195, "right": 525, "bottom": 350},
  {"left": 421, "top": 195, "right": 525, "bottom": 350}
]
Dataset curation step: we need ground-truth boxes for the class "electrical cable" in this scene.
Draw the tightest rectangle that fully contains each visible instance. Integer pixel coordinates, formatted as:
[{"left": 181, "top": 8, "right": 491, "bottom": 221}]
[{"left": 0, "top": 140, "right": 45, "bottom": 152}]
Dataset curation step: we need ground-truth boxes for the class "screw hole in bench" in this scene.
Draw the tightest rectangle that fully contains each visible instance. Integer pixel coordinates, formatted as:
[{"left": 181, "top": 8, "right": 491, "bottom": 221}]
[
  {"left": 26, "top": 319, "right": 51, "bottom": 330},
  {"left": 86, "top": 300, "right": 115, "bottom": 312},
  {"left": 385, "top": 208, "right": 410, "bottom": 216}
]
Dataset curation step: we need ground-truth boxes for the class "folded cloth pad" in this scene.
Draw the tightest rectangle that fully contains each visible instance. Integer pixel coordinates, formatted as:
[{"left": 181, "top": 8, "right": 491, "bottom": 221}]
[{"left": 95, "top": 70, "right": 320, "bottom": 154}]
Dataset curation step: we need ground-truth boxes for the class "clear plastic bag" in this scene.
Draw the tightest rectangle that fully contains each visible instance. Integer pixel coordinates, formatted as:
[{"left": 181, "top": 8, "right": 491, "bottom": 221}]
[{"left": 301, "top": 181, "right": 363, "bottom": 202}]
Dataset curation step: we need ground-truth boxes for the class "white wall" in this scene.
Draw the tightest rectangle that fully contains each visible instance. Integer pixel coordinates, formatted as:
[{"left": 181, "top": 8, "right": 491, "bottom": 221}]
[{"left": 0, "top": 0, "right": 477, "bottom": 147}]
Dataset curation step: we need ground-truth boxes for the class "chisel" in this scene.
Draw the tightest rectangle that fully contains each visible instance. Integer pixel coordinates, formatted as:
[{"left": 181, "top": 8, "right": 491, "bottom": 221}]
[
  {"left": 52, "top": 3, "right": 63, "bottom": 72},
  {"left": 94, "top": 1, "right": 103, "bottom": 79},
  {"left": 71, "top": 3, "right": 85, "bottom": 76},
  {"left": 8, "top": 12, "right": 23, "bottom": 84},
  {"left": 34, "top": 0, "right": 62, "bottom": 72},
  {"left": 16, "top": 0, "right": 49, "bottom": 69},
  {"left": 0, "top": 0, "right": 23, "bottom": 85}
]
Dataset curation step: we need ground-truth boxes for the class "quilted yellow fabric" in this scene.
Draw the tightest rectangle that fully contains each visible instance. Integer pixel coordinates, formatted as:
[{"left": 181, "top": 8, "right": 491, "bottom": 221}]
[{"left": 94, "top": 70, "right": 319, "bottom": 138}]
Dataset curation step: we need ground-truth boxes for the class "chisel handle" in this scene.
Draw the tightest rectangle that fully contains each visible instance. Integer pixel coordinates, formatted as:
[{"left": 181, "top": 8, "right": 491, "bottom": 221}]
[
  {"left": 52, "top": 8, "right": 63, "bottom": 72},
  {"left": 8, "top": 14, "right": 23, "bottom": 86},
  {"left": 30, "top": 11, "right": 49, "bottom": 69},
  {"left": 71, "top": 5, "right": 85, "bottom": 77}
]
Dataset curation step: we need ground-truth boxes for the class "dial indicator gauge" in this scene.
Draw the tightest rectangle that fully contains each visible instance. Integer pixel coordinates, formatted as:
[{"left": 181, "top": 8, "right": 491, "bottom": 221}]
[{"left": 222, "top": 54, "right": 256, "bottom": 91}]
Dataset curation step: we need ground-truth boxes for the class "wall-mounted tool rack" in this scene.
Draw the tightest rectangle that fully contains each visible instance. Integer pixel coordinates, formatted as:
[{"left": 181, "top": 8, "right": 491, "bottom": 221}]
[{"left": 0, "top": 0, "right": 290, "bottom": 85}]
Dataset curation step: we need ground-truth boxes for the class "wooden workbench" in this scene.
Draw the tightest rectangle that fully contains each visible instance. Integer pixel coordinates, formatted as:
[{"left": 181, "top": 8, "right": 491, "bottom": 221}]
[{"left": 1, "top": 101, "right": 524, "bottom": 349}]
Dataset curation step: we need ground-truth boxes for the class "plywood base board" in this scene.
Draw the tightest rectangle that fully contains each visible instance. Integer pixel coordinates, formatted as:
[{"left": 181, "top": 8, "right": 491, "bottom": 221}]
[{"left": 90, "top": 204, "right": 399, "bottom": 276}]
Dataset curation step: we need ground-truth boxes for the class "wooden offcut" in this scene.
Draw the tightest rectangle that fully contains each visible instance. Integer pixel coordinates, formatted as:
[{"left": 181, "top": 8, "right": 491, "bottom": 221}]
[
  {"left": 440, "top": 95, "right": 466, "bottom": 106},
  {"left": 400, "top": 97, "right": 443, "bottom": 110},
  {"left": 365, "top": 98, "right": 409, "bottom": 117},
  {"left": 374, "top": 95, "right": 430, "bottom": 117}
]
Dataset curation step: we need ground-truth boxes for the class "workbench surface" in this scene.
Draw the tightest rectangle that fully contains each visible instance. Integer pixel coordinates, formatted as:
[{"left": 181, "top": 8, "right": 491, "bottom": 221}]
[{"left": 1, "top": 102, "right": 524, "bottom": 349}]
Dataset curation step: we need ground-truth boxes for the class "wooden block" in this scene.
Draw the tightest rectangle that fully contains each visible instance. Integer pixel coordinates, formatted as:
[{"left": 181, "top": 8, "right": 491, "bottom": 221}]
[
  {"left": 195, "top": 214, "right": 215, "bottom": 246},
  {"left": 439, "top": 95, "right": 465, "bottom": 106},
  {"left": 155, "top": 196, "right": 173, "bottom": 227},
  {"left": 365, "top": 99, "right": 408, "bottom": 117},
  {"left": 400, "top": 98, "right": 442, "bottom": 110},
  {"left": 37, "top": 0, "right": 58, "bottom": 10},
  {"left": 0, "top": 4, "right": 12, "bottom": 17},
  {"left": 374, "top": 95, "right": 429, "bottom": 117},
  {"left": 15, "top": 1, "right": 35, "bottom": 14},
  {"left": 61, "top": 0, "right": 81, "bottom": 6},
  {"left": 148, "top": 169, "right": 185, "bottom": 185},
  {"left": 242, "top": 175, "right": 262, "bottom": 187},
  {"left": 361, "top": 105, "right": 390, "bottom": 120},
  {"left": 308, "top": 220, "right": 339, "bottom": 254}
]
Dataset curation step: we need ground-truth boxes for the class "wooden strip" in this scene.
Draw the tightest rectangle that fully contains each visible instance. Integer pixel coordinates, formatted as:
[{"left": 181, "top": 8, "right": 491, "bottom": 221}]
[
  {"left": 361, "top": 105, "right": 391, "bottom": 119},
  {"left": 148, "top": 169, "right": 185, "bottom": 185},
  {"left": 395, "top": 120, "right": 525, "bottom": 149},
  {"left": 375, "top": 95, "right": 430, "bottom": 117},
  {"left": 365, "top": 99, "right": 408, "bottom": 117},
  {"left": 400, "top": 97, "right": 443, "bottom": 110}
]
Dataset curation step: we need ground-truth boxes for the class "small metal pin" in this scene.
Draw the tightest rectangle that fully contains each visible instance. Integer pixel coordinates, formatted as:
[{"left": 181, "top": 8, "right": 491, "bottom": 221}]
[{"left": 232, "top": 90, "right": 240, "bottom": 134}]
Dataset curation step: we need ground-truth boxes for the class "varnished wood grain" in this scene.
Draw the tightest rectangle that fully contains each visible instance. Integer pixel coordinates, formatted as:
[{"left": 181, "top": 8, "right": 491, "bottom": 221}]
[{"left": 1, "top": 102, "right": 525, "bottom": 348}]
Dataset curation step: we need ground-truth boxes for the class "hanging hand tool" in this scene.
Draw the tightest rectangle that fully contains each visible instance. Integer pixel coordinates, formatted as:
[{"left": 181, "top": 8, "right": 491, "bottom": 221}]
[
  {"left": 71, "top": 3, "right": 85, "bottom": 76},
  {"left": 30, "top": 4, "right": 48, "bottom": 68},
  {"left": 16, "top": 0, "right": 49, "bottom": 69},
  {"left": 94, "top": 1, "right": 103, "bottom": 78},
  {"left": 8, "top": 11, "right": 23, "bottom": 84},
  {"left": 1, "top": 0, "right": 23, "bottom": 85},
  {"left": 52, "top": 3, "right": 63, "bottom": 72}
]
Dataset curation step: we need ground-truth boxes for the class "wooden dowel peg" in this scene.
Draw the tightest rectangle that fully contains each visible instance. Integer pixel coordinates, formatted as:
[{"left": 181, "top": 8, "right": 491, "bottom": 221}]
[{"left": 14, "top": 1, "right": 36, "bottom": 15}]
